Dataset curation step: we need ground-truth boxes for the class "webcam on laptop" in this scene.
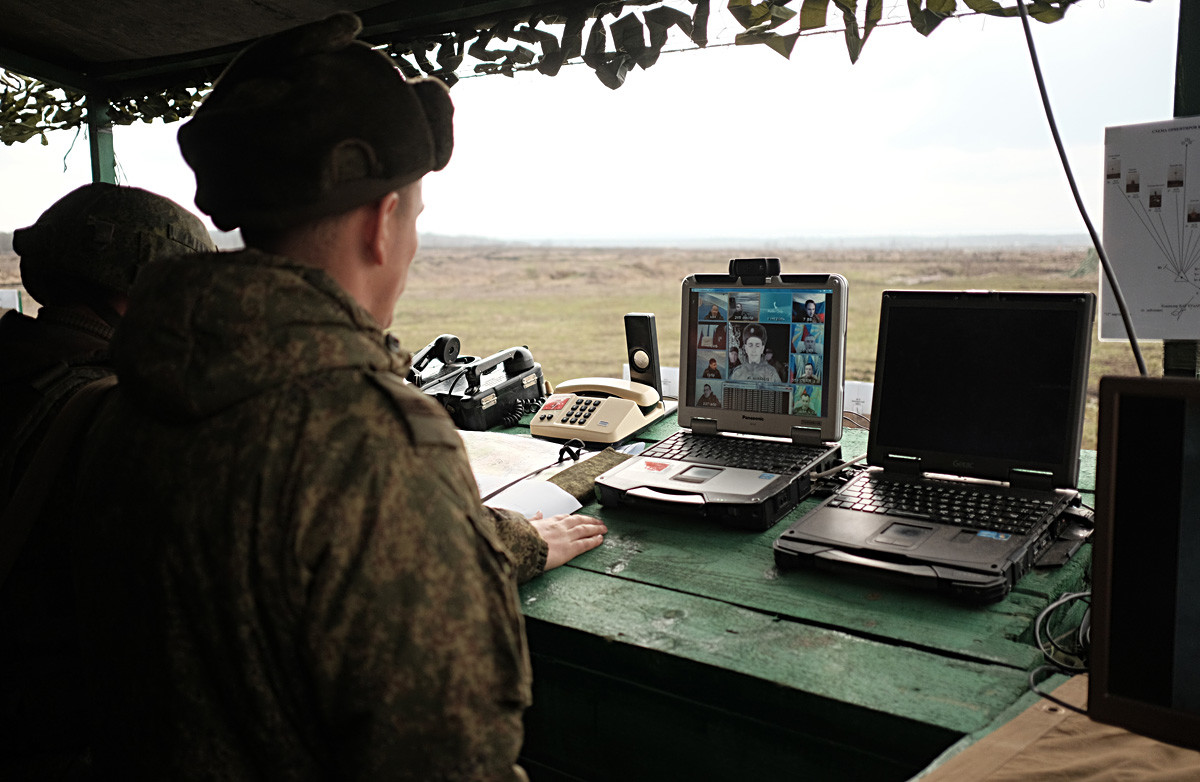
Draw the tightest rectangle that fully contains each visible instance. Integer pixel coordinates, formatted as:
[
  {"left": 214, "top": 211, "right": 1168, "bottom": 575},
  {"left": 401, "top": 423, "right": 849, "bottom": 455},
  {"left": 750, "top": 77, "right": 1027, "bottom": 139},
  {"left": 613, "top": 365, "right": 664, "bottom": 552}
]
[{"left": 729, "top": 257, "right": 780, "bottom": 284}]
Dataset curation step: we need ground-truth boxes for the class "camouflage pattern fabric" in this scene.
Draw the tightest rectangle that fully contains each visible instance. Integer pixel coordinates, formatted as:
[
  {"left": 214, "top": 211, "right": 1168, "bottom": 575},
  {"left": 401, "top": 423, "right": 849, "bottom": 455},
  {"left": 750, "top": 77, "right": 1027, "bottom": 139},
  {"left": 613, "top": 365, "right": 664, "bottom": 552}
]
[
  {"left": 0, "top": 305, "right": 116, "bottom": 780},
  {"left": 14, "top": 182, "right": 214, "bottom": 305},
  {"left": 0, "top": 306, "right": 114, "bottom": 499},
  {"left": 73, "top": 249, "right": 544, "bottom": 780}
]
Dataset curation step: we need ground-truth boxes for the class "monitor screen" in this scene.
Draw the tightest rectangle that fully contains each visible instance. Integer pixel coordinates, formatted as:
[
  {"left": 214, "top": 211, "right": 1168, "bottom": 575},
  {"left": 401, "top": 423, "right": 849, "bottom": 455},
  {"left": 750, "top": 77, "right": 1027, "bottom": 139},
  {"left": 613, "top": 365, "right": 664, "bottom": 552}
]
[
  {"left": 867, "top": 291, "right": 1094, "bottom": 485},
  {"left": 1090, "top": 376, "right": 1200, "bottom": 751},
  {"left": 685, "top": 286, "right": 834, "bottom": 419}
]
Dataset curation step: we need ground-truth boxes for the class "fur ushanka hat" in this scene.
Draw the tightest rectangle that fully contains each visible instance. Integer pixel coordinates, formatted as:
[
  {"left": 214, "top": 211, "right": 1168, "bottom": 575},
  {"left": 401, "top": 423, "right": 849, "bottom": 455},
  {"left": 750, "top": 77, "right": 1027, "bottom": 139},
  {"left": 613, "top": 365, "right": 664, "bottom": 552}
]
[{"left": 178, "top": 12, "right": 453, "bottom": 232}]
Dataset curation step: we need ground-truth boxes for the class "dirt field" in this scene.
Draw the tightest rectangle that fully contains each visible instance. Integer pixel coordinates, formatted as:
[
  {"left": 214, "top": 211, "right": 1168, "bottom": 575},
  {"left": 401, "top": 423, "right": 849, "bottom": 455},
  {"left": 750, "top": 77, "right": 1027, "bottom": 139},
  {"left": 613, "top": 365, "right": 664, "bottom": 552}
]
[
  {"left": 2, "top": 243, "right": 1161, "bottom": 449},
  {"left": 391, "top": 244, "right": 1155, "bottom": 450},
  {"left": 0, "top": 252, "right": 18, "bottom": 287},
  {"left": 393, "top": 244, "right": 1117, "bottom": 377}
]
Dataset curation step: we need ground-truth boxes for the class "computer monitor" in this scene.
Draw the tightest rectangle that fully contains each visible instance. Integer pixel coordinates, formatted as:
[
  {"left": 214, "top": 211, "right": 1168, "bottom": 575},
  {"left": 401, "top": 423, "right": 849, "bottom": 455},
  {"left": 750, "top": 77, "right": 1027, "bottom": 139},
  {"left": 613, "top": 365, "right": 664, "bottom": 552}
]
[{"left": 1089, "top": 375, "right": 1200, "bottom": 751}]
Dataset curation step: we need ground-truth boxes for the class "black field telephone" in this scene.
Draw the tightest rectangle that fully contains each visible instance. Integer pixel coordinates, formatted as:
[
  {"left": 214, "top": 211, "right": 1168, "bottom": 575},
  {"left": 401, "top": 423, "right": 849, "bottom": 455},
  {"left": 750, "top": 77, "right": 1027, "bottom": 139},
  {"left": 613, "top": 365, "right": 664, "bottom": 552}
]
[{"left": 407, "top": 335, "right": 548, "bottom": 431}]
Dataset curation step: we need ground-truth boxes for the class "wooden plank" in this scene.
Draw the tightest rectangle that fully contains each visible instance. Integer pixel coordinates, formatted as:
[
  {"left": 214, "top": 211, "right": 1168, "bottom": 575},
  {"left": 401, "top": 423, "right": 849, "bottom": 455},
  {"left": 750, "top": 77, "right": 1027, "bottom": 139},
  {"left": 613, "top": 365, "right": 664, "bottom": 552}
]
[{"left": 520, "top": 569, "right": 1036, "bottom": 780}]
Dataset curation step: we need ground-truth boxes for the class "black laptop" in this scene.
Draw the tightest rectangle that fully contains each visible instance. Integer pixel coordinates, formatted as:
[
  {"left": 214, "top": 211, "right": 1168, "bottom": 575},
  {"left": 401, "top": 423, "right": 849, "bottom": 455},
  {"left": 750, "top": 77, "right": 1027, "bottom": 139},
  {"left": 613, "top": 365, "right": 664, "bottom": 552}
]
[
  {"left": 1088, "top": 375, "right": 1200, "bottom": 750},
  {"left": 774, "top": 290, "right": 1095, "bottom": 602}
]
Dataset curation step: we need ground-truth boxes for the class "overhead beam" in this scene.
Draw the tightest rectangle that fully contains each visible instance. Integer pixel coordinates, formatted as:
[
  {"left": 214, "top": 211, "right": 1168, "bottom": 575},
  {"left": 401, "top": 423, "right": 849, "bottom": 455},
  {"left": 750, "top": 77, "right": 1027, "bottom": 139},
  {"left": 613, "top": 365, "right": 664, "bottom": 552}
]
[{"left": 0, "top": 42, "right": 90, "bottom": 92}]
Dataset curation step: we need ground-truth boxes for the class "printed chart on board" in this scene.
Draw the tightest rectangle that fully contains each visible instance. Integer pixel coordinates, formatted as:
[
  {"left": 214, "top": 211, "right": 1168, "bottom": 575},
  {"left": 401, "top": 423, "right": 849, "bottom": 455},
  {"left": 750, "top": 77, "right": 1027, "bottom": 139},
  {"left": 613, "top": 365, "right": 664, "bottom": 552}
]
[{"left": 1102, "top": 116, "right": 1200, "bottom": 340}]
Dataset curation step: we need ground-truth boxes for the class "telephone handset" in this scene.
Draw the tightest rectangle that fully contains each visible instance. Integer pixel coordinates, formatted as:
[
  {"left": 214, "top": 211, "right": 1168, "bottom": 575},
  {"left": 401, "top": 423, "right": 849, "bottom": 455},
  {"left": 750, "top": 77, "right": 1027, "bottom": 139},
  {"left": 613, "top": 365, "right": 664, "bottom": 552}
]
[
  {"left": 557, "top": 377, "right": 659, "bottom": 406},
  {"left": 530, "top": 377, "right": 666, "bottom": 445}
]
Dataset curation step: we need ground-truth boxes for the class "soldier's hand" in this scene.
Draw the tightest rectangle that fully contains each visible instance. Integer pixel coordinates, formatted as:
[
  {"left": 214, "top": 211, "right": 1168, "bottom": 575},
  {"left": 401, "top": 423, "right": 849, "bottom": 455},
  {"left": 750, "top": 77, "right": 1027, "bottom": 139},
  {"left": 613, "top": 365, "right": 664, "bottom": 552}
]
[{"left": 527, "top": 513, "right": 607, "bottom": 571}]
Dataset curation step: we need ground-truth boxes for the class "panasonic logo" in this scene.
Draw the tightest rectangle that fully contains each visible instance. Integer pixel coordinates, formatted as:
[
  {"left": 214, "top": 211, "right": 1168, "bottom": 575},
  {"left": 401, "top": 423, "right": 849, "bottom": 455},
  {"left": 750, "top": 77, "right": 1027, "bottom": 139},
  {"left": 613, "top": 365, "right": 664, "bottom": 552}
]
[
  {"left": 953, "top": 459, "right": 974, "bottom": 469},
  {"left": 742, "top": 415, "right": 765, "bottom": 422}
]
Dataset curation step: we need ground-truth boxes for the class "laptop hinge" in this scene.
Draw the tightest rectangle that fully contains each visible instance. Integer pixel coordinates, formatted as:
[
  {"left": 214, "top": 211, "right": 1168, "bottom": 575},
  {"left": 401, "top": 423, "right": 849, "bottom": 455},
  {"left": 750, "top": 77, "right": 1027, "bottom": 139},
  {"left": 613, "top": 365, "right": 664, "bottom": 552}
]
[
  {"left": 692, "top": 418, "right": 719, "bottom": 436},
  {"left": 790, "top": 425, "right": 823, "bottom": 446},
  {"left": 884, "top": 454, "right": 922, "bottom": 474},
  {"left": 1009, "top": 468, "right": 1055, "bottom": 491}
]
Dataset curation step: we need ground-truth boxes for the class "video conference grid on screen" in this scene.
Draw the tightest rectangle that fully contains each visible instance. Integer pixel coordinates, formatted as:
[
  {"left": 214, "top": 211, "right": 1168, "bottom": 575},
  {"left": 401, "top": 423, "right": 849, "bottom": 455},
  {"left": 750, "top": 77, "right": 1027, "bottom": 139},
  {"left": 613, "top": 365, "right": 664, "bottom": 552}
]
[{"left": 689, "top": 287, "right": 832, "bottom": 417}]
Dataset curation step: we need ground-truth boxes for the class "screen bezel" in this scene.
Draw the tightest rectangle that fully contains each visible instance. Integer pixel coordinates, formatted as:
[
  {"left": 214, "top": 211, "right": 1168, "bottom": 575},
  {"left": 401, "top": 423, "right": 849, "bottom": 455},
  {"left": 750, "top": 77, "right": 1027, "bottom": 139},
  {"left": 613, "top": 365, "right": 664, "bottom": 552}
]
[
  {"left": 866, "top": 290, "right": 1095, "bottom": 487},
  {"left": 1089, "top": 375, "right": 1200, "bottom": 752}
]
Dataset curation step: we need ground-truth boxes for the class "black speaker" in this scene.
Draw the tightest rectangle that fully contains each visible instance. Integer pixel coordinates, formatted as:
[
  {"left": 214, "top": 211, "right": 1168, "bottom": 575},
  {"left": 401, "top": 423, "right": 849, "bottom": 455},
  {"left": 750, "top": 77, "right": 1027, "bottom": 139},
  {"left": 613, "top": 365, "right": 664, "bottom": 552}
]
[{"left": 624, "top": 312, "right": 662, "bottom": 400}]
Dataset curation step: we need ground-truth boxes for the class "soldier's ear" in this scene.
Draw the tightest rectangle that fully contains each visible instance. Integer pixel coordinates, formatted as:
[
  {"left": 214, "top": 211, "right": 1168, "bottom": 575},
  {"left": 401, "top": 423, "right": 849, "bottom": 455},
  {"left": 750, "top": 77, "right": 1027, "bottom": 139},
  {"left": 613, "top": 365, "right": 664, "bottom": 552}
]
[{"left": 365, "top": 191, "right": 403, "bottom": 267}]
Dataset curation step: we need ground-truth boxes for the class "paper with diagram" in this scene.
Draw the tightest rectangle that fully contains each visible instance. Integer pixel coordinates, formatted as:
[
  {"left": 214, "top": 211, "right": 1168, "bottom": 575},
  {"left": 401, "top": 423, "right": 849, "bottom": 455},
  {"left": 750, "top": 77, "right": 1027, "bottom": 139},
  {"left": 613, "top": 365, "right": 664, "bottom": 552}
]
[{"left": 1102, "top": 116, "right": 1200, "bottom": 340}]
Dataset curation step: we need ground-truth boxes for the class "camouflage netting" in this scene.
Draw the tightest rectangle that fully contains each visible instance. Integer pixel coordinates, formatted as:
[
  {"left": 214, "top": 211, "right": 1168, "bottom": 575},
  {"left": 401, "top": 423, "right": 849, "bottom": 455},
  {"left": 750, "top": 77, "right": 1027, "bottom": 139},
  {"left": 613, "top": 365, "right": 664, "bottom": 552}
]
[{"left": 0, "top": 0, "right": 1088, "bottom": 145}]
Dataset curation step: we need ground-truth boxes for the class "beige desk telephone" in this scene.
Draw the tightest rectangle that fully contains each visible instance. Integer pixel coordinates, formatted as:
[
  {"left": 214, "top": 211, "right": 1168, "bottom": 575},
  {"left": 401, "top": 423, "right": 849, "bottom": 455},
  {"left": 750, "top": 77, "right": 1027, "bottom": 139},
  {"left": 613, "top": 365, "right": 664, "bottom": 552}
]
[{"left": 529, "top": 377, "right": 667, "bottom": 445}]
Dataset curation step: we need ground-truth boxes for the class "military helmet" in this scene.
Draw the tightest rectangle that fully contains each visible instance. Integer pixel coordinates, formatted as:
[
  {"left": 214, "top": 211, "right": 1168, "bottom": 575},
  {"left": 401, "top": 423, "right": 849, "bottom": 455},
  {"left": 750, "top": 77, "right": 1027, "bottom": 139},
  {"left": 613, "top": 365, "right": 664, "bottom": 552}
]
[
  {"left": 13, "top": 182, "right": 214, "bottom": 306},
  {"left": 178, "top": 12, "right": 453, "bottom": 233}
]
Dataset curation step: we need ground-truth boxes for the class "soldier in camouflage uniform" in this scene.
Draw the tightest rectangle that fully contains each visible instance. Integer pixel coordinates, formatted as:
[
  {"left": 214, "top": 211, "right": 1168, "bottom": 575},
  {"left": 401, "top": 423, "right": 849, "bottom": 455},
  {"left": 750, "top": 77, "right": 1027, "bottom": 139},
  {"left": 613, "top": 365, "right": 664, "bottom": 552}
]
[
  {"left": 72, "top": 12, "right": 605, "bottom": 781},
  {"left": 0, "top": 183, "right": 213, "bottom": 781},
  {"left": 0, "top": 182, "right": 214, "bottom": 500}
]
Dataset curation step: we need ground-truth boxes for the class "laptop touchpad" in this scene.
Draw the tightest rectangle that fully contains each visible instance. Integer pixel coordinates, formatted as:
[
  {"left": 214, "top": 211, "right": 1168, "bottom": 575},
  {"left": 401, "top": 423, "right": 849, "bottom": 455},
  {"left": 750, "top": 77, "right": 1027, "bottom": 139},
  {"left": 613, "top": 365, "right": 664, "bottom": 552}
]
[
  {"left": 874, "top": 522, "right": 935, "bottom": 548},
  {"left": 672, "top": 465, "right": 722, "bottom": 483}
]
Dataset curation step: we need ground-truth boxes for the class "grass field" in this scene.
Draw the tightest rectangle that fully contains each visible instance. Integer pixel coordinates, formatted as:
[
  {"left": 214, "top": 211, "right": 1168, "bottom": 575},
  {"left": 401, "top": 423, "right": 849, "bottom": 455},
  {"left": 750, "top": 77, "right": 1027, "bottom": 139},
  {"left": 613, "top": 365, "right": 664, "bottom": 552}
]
[
  {"left": 393, "top": 244, "right": 1160, "bottom": 450},
  {"left": 2, "top": 244, "right": 1162, "bottom": 450}
]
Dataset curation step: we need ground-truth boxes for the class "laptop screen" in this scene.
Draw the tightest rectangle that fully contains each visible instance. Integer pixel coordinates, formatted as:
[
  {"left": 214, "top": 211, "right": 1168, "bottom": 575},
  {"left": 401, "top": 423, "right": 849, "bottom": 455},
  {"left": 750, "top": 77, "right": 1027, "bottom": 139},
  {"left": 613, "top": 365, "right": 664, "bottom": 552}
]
[
  {"left": 679, "top": 273, "right": 847, "bottom": 443},
  {"left": 867, "top": 291, "right": 1095, "bottom": 486},
  {"left": 1090, "top": 376, "right": 1200, "bottom": 751}
]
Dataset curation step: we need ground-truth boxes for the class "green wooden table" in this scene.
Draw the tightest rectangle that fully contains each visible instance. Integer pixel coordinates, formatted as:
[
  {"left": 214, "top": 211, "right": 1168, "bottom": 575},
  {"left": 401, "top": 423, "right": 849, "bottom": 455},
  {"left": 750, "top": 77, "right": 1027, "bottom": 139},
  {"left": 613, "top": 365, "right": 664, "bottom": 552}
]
[{"left": 516, "top": 418, "right": 1093, "bottom": 781}]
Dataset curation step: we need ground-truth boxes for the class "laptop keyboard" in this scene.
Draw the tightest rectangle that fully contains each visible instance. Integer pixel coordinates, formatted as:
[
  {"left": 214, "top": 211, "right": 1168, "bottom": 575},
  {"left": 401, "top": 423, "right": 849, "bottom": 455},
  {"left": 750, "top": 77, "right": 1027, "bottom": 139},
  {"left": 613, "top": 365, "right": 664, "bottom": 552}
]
[
  {"left": 643, "top": 431, "right": 829, "bottom": 475},
  {"left": 828, "top": 474, "right": 1066, "bottom": 535}
]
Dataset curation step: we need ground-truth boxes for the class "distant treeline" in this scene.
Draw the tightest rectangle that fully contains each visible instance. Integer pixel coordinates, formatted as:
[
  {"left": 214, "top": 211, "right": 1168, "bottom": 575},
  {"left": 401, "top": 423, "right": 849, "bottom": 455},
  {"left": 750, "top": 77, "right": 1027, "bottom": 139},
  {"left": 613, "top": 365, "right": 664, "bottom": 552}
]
[{"left": 1, "top": 229, "right": 1093, "bottom": 255}]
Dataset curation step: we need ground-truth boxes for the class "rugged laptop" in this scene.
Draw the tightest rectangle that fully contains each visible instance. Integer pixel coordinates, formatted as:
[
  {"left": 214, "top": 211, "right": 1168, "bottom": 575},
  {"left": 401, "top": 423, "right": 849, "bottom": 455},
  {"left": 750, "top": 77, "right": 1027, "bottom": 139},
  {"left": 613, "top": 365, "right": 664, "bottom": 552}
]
[
  {"left": 595, "top": 267, "right": 847, "bottom": 530},
  {"left": 774, "top": 290, "right": 1095, "bottom": 601}
]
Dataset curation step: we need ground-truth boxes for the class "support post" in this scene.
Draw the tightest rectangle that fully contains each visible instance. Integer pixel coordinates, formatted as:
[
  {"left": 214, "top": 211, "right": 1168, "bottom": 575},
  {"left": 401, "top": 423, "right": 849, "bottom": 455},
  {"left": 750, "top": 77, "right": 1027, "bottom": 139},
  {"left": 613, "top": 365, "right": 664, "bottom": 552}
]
[
  {"left": 1164, "top": 1, "right": 1200, "bottom": 377},
  {"left": 86, "top": 94, "right": 115, "bottom": 184}
]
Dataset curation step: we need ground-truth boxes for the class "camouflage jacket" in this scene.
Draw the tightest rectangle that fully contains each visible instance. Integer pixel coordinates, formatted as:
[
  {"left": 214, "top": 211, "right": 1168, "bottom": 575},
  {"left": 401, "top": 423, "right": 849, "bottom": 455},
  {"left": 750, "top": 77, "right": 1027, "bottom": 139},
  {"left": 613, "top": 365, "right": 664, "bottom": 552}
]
[
  {"left": 0, "top": 305, "right": 114, "bottom": 779},
  {"left": 0, "top": 306, "right": 115, "bottom": 501},
  {"left": 74, "top": 250, "right": 543, "bottom": 781}
]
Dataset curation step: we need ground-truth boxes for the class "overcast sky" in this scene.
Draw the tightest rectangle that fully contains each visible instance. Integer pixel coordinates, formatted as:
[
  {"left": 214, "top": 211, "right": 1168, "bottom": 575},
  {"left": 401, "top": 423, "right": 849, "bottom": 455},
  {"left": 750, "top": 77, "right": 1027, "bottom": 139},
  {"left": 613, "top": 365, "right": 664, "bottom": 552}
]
[{"left": 0, "top": 0, "right": 1182, "bottom": 242}]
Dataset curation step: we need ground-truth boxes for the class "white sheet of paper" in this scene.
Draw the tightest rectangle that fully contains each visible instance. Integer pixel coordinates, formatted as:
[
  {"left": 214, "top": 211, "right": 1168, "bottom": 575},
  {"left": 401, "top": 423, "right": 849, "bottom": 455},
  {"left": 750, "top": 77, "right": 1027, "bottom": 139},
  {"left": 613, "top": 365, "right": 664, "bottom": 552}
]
[
  {"left": 1102, "top": 116, "right": 1200, "bottom": 340},
  {"left": 487, "top": 480, "right": 582, "bottom": 519}
]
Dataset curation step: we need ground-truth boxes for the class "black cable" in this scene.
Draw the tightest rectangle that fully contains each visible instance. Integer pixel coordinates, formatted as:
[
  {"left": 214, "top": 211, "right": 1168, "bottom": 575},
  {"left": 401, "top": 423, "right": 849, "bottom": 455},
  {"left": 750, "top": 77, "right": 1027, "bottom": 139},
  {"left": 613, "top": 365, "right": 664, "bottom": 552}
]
[
  {"left": 501, "top": 396, "right": 546, "bottom": 428},
  {"left": 1028, "top": 665, "right": 1090, "bottom": 715},
  {"left": 1028, "top": 589, "right": 1093, "bottom": 716},
  {"left": 1029, "top": 588, "right": 1092, "bottom": 715},
  {"left": 479, "top": 437, "right": 586, "bottom": 502},
  {"left": 1033, "top": 590, "right": 1091, "bottom": 673},
  {"left": 842, "top": 410, "right": 871, "bottom": 429},
  {"left": 557, "top": 438, "right": 585, "bottom": 463},
  {"left": 809, "top": 453, "right": 867, "bottom": 481},
  {"left": 1015, "top": 0, "right": 1148, "bottom": 377}
]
